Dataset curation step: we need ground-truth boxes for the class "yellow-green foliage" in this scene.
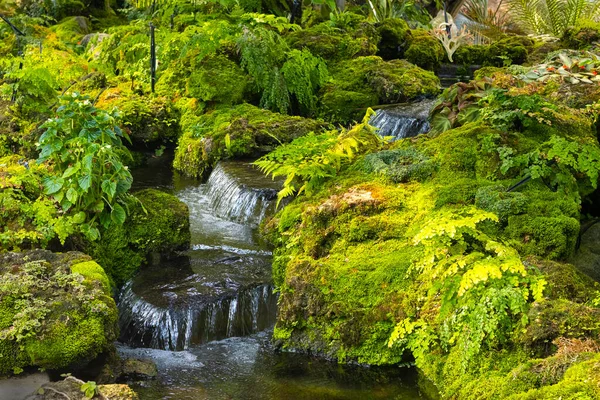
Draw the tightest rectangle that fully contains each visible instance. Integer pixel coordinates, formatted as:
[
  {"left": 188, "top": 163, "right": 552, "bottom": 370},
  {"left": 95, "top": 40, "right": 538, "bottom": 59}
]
[
  {"left": 265, "top": 80, "right": 600, "bottom": 397},
  {"left": 0, "top": 250, "right": 117, "bottom": 375},
  {"left": 49, "top": 16, "right": 91, "bottom": 45},
  {"left": 320, "top": 56, "right": 440, "bottom": 124},
  {"left": 0, "top": 155, "right": 82, "bottom": 250},
  {"left": 173, "top": 103, "right": 328, "bottom": 178}
]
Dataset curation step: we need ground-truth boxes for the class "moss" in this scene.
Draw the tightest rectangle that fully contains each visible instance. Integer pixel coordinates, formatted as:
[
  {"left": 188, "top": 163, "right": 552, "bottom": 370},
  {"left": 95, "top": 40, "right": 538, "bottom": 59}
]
[
  {"left": 49, "top": 16, "right": 91, "bottom": 44},
  {"left": 519, "top": 300, "right": 600, "bottom": 350},
  {"left": 404, "top": 29, "right": 445, "bottom": 70},
  {"left": 0, "top": 250, "right": 118, "bottom": 375},
  {"left": 95, "top": 84, "right": 180, "bottom": 149},
  {"left": 186, "top": 54, "right": 250, "bottom": 104},
  {"left": 562, "top": 20, "right": 600, "bottom": 50},
  {"left": 286, "top": 21, "right": 379, "bottom": 62},
  {"left": 83, "top": 189, "right": 190, "bottom": 286},
  {"left": 320, "top": 56, "right": 440, "bottom": 124},
  {"left": 453, "top": 45, "right": 489, "bottom": 66},
  {"left": 375, "top": 19, "right": 411, "bottom": 60},
  {"left": 173, "top": 103, "right": 328, "bottom": 178},
  {"left": 486, "top": 36, "right": 534, "bottom": 67}
]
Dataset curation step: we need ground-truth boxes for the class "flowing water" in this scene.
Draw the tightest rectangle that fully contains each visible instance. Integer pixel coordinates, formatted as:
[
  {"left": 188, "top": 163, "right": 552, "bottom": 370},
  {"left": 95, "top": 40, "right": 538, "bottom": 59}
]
[
  {"left": 119, "top": 155, "right": 433, "bottom": 399},
  {"left": 369, "top": 99, "right": 436, "bottom": 141}
]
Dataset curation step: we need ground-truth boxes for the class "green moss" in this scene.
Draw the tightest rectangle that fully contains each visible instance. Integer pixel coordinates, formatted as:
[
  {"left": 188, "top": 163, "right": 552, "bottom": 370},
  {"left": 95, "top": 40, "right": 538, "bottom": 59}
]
[
  {"left": 50, "top": 16, "right": 91, "bottom": 44},
  {"left": 173, "top": 103, "right": 328, "bottom": 178},
  {"left": 186, "top": 54, "right": 250, "bottom": 104},
  {"left": 404, "top": 29, "right": 445, "bottom": 70},
  {"left": 375, "top": 19, "right": 411, "bottom": 60},
  {"left": 71, "top": 260, "right": 111, "bottom": 293},
  {"left": 286, "top": 21, "right": 379, "bottom": 62},
  {"left": 453, "top": 45, "right": 489, "bottom": 66},
  {"left": 0, "top": 250, "right": 118, "bottom": 376},
  {"left": 562, "top": 20, "right": 600, "bottom": 50},
  {"left": 486, "top": 36, "right": 534, "bottom": 67},
  {"left": 95, "top": 84, "right": 180, "bottom": 149},
  {"left": 83, "top": 189, "right": 190, "bottom": 286},
  {"left": 320, "top": 56, "right": 440, "bottom": 124}
]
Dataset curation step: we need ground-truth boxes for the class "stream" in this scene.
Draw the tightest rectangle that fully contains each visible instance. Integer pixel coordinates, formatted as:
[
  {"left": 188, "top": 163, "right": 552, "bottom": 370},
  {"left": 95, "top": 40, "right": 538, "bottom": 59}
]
[{"left": 120, "top": 108, "right": 433, "bottom": 399}]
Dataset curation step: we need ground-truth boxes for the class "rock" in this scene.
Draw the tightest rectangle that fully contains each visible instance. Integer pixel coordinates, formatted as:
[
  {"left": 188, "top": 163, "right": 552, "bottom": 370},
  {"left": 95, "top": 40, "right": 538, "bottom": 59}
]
[
  {"left": 82, "top": 189, "right": 191, "bottom": 286},
  {"left": 119, "top": 359, "right": 158, "bottom": 381},
  {"left": 0, "top": 250, "right": 118, "bottom": 376},
  {"left": 27, "top": 376, "right": 138, "bottom": 400},
  {"left": 570, "top": 222, "right": 600, "bottom": 282},
  {"left": 0, "top": 372, "right": 49, "bottom": 400}
]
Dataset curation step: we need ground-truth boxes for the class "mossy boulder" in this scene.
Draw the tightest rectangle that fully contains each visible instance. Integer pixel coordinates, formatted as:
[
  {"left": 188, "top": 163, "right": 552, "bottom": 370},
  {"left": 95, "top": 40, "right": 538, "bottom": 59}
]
[
  {"left": 173, "top": 103, "right": 329, "bottom": 178},
  {"left": 453, "top": 36, "right": 535, "bottom": 67},
  {"left": 404, "top": 29, "right": 445, "bottom": 70},
  {"left": 185, "top": 54, "right": 250, "bottom": 104},
  {"left": 320, "top": 56, "right": 440, "bottom": 124},
  {"left": 82, "top": 189, "right": 190, "bottom": 286},
  {"left": 562, "top": 20, "right": 600, "bottom": 50},
  {"left": 286, "top": 21, "right": 379, "bottom": 62},
  {"left": 95, "top": 84, "right": 180, "bottom": 149},
  {"left": 50, "top": 16, "right": 91, "bottom": 45},
  {"left": 375, "top": 18, "right": 411, "bottom": 60},
  {"left": 0, "top": 250, "right": 118, "bottom": 375}
]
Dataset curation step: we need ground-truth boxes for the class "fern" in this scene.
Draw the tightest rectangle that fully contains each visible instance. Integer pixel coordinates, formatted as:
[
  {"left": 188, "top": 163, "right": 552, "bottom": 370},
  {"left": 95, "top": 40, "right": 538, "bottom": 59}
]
[
  {"left": 255, "top": 109, "right": 383, "bottom": 205},
  {"left": 281, "top": 49, "right": 329, "bottom": 115},
  {"left": 507, "top": 0, "right": 600, "bottom": 36}
]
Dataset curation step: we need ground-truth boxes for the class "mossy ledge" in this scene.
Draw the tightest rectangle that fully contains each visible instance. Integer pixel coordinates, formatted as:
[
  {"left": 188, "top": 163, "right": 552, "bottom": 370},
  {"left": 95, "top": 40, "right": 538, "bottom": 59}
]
[
  {"left": 264, "top": 82, "right": 600, "bottom": 398},
  {"left": 0, "top": 250, "right": 118, "bottom": 376}
]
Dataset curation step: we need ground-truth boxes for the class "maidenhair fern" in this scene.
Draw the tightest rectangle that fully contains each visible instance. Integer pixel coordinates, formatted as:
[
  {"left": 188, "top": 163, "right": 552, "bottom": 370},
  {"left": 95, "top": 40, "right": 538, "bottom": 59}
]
[{"left": 389, "top": 207, "right": 547, "bottom": 368}]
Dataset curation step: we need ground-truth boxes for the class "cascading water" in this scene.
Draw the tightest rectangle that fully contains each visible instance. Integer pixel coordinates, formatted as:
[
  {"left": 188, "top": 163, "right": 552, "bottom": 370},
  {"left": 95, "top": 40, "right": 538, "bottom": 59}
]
[
  {"left": 116, "top": 155, "right": 430, "bottom": 399},
  {"left": 118, "top": 160, "right": 280, "bottom": 351},
  {"left": 369, "top": 99, "right": 436, "bottom": 141},
  {"left": 205, "top": 162, "right": 281, "bottom": 227},
  {"left": 119, "top": 282, "right": 277, "bottom": 351}
]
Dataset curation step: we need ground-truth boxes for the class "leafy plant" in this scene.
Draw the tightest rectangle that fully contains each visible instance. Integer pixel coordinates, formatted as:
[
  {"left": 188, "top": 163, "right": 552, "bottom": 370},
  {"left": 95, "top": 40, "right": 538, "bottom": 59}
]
[
  {"left": 80, "top": 381, "right": 98, "bottom": 399},
  {"left": 429, "top": 78, "right": 493, "bottom": 135},
  {"left": 507, "top": 0, "right": 600, "bottom": 37},
  {"left": 255, "top": 109, "right": 383, "bottom": 204},
  {"left": 388, "top": 207, "right": 546, "bottom": 367},
  {"left": 36, "top": 93, "right": 134, "bottom": 241},
  {"left": 238, "top": 26, "right": 328, "bottom": 115},
  {"left": 461, "top": 0, "right": 513, "bottom": 42},
  {"left": 367, "top": 0, "right": 430, "bottom": 25},
  {"left": 517, "top": 50, "right": 600, "bottom": 85}
]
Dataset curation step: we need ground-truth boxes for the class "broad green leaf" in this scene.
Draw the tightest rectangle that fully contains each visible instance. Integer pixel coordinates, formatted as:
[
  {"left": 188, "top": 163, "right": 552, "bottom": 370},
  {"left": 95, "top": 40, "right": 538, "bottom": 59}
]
[
  {"left": 66, "top": 187, "right": 78, "bottom": 204},
  {"left": 101, "top": 180, "right": 117, "bottom": 199},
  {"left": 43, "top": 177, "right": 64, "bottom": 195},
  {"left": 78, "top": 174, "right": 92, "bottom": 191},
  {"left": 111, "top": 203, "right": 126, "bottom": 225}
]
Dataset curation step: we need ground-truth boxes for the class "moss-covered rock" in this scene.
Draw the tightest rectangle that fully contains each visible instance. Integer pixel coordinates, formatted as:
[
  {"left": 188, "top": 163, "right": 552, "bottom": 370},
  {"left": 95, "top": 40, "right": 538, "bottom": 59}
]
[
  {"left": 320, "top": 56, "right": 440, "bottom": 124},
  {"left": 95, "top": 84, "right": 180, "bottom": 149},
  {"left": 173, "top": 103, "right": 328, "bottom": 178},
  {"left": 375, "top": 19, "right": 411, "bottom": 60},
  {"left": 404, "top": 29, "right": 445, "bottom": 70},
  {"left": 562, "top": 20, "right": 600, "bottom": 50},
  {"left": 82, "top": 189, "right": 190, "bottom": 286},
  {"left": 185, "top": 54, "right": 250, "bottom": 104},
  {"left": 286, "top": 21, "right": 379, "bottom": 62},
  {"left": 570, "top": 223, "right": 600, "bottom": 282},
  {"left": 50, "top": 16, "right": 91, "bottom": 45},
  {"left": 0, "top": 250, "right": 118, "bottom": 375}
]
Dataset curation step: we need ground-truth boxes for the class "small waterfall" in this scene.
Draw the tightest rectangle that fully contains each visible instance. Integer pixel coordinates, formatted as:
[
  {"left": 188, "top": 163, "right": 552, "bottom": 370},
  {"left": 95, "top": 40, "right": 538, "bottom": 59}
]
[
  {"left": 205, "top": 162, "right": 281, "bottom": 226},
  {"left": 369, "top": 99, "right": 436, "bottom": 141},
  {"left": 118, "top": 283, "right": 278, "bottom": 351}
]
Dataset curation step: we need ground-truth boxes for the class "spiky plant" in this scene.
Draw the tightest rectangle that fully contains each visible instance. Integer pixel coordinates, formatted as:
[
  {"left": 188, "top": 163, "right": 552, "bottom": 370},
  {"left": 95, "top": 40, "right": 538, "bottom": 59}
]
[
  {"left": 461, "top": 0, "right": 513, "bottom": 42},
  {"left": 507, "top": 0, "right": 600, "bottom": 37}
]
